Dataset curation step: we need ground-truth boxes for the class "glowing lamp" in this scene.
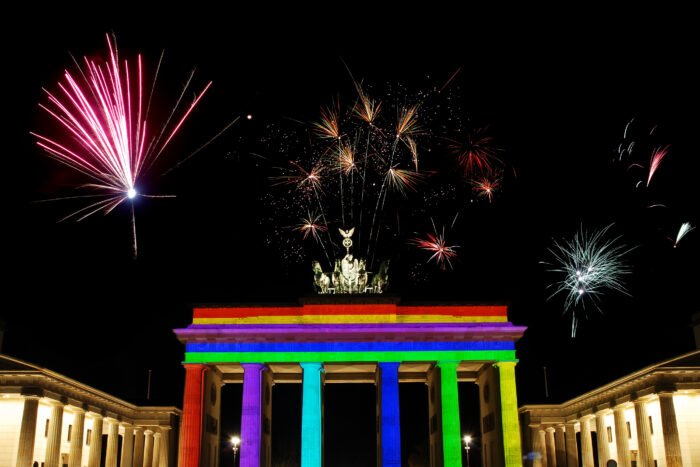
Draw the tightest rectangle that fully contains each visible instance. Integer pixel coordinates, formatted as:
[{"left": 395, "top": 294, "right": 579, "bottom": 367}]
[
  {"left": 127, "top": 188, "right": 137, "bottom": 199},
  {"left": 231, "top": 436, "right": 240, "bottom": 446}
]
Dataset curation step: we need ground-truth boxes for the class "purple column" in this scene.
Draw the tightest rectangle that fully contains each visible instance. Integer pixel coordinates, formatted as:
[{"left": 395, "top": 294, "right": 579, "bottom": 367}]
[{"left": 240, "top": 363, "right": 265, "bottom": 467}]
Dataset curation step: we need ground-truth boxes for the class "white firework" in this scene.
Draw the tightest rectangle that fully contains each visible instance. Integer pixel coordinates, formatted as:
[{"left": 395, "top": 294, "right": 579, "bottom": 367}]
[{"left": 544, "top": 224, "right": 634, "bottom": 337}]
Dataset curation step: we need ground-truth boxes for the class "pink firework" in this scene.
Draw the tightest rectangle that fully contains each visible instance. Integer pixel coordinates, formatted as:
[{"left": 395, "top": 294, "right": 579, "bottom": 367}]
[
  {"left": 647, "top": 145, "right": 670, "bottom": 186},
  {"left": 410, "top": 228, "right": 459, "bottom": 269},
  {"left": 32, "top": 34, "right": 211, "bottom": 220}
]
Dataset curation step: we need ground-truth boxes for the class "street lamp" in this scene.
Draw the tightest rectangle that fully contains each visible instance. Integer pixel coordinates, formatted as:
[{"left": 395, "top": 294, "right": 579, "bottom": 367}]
[
  {"left": 463, "top": 435, "right": 472, "bottom": 467},
  {"left": 231, "top": 436, "right": 240, "bottom": 466}
]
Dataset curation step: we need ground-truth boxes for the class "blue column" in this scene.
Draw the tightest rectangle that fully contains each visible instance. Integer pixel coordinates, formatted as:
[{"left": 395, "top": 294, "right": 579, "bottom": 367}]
[
  {"left": 378, "top": 362, "right": 401, "bottom": 467},
  {"left": 301, "top": 362, "right": 323, "bottom": 467}
]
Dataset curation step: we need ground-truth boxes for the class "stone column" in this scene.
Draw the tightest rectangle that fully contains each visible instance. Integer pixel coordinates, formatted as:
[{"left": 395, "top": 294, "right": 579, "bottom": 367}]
[
  {"left": 531, "top": 427, "right": 545, "bottom": 467},
  {"left": 436, "top": 361, "right": 462, "bottom": 467},
  {"left": 494, "top": 361, "right": 523, "bottom": 467},
  {"left": 545, "top": 428, "right": 556, "bottom": 467},
  {"left": 143, "top": 430, "right": 154, "bottom": 467},
  {"left": 301, "top": 362, "right": 323, "bottom": 467},
  {"left": 120, "top": 423, "right": 134, "bottom": 467},
  {"left": 105, "top": 419, "right": 120, "bottom": 467},
  {"left": 69, "top": 408, "right": 86, "bottom": 467},
  {"left": 152, "top": 431, "right": 162, "bottom": 467},
  {"left": 240, "top": 363, "right": 265, "bottom": 467},
  {"left": 580, "top": 416, "right": 595, "bottom": 467},
  {"left": 377, "top": 362, "right": 401, "bottom": 467},
  {"left": 16, "top": 396, "right": 40, "bottom": 467},
  {"left": 658, "top": 392, "right": 682, "bottom": 467},
  {"left": 565, "top": 422, "right": 579, "bottom": 467},
  {"left": 634, "top": 399, "right": 654, "bottom": 467},
  {"left": 88, "top": 414, "right": 104, "bottom": 467},
  {"left": 554, "top": 425, "right": 566, "bottom": 467},
  {"left": 45, "top": 401, "right": 64, "bottom": 467},
  {"left": 158, "top": 427, "right": 170, "bottom": 467},
  {"left": 132, "top": 427, "right": 145, "bottom": 467},
  {"left": 613, "top": 405, "right": 631, "bottom": 467},
  {"left": 179, "top": 363, "right": 208, "bottom": 467},
  {"left": 595, "top": 410, "right": 611, "bottom": 466}
]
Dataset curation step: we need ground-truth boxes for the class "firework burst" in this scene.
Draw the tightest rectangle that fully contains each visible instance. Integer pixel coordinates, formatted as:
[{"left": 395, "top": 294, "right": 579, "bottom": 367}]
[
  {"left": 296, "top": 212, "right": 328, "bottom": 241},
  {"left": 472, "top": 171, "right": 502, "bottom": 202},
  {"left": 446, "top": 127, "right": 501, "bottom": 176},
  {"left": 544, "top": 224, "right": 634, "bottom": 337},
  {"left": 410, "top": 222, "right": 459, "bottom": 270},
  {"left": 32, "top": 34, "right": 211, "bottom": 255}
]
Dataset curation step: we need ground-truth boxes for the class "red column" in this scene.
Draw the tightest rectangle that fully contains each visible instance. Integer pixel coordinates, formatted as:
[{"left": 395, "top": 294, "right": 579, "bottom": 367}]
[{"left": 179, "top": 363, "right": 208, "bottom": 467}]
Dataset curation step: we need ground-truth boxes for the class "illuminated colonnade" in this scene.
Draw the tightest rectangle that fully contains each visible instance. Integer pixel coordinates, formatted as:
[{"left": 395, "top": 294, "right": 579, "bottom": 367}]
[
  {"left": 174, "top": 297, "right": 527, "bottom": 467},
  {"left": 519, "top": 349, "right": 700, "bottom": 467},
  {"left": 0, "top": 355, "right": 180, "bottom": 467}
]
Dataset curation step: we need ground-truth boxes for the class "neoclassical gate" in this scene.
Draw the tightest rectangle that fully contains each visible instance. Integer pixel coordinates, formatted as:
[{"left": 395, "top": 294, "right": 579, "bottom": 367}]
[{"left": 174, "top": 296, "right": 525, "bottom": 467}]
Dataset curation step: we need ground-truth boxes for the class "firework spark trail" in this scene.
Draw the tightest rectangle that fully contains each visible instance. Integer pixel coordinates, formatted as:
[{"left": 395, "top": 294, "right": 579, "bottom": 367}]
[
  {"left": 410, "top": 220, "right": 459, "bottom": 270},
  {"left": 647, "top": 145, "right": 670, "bottom": 186},
  {"left": 674, "top": 222, "right": 695, "bottom": 247},
  {"left": 543, "top": 224, "right": 634, "bottom": 337},
  {"left": 32, "top": 34, "right": 211, "bottom": 256}
]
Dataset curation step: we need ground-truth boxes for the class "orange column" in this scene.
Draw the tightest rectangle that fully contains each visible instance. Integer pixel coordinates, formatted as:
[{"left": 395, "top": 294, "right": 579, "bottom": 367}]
[{"left": 179, "top": 363, "right": 208, "bottom": 467}]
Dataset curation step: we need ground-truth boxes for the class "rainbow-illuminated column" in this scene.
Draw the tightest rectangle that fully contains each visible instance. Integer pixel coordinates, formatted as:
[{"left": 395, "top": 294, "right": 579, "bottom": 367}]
[
  {"left": 179, "top": 363, "right": 208, "bottom": 467},
  {"left": 301, "top": 362, "right": 324, "bottom": 467},
  {"left": 240, "top": 363, "right": 265, "bottom": 467},
  {"left": 494, "top": 361, "right": 523, "bottom": 467},
  {"left": 437, "top": 361, "right": 462, "bottom": 467},
  {"left": 377, "top": 362, "right": 401, "bottom": 467}
]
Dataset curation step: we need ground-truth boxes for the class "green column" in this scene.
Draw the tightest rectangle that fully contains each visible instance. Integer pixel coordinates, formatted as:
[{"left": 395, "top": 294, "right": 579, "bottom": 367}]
[
  {"left": 301, "top": 362, "right": 323, "bottom": 467},
  {"left": 494, "top": 361, "right": 523, "bottom": 467},
  {"left": 437, "top": 361, "right": 462, "bottom": 467}
]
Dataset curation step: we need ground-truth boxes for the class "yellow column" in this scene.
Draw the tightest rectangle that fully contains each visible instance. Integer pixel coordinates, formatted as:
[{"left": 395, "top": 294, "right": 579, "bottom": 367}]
[
  {"left": 554, "top": 425, "right": 566, "bottom": 467},
  {"left": 69, "top": 408, "right": 86, "bottom": 467},
  {"left": 595, "top": 410, "right": 611, "bottom": 466},
  {"left": 613, "top": 405, "right": 631, "bottom": 467},
  {"left": 545, "top": 428, "right": 556, "bottom": 467},
  {"left": 565, "top": 422, "right": 578, "bottom": 467},
  {"left": 45, "top": 401, "right": 64, "bottom": 467},
  {"left": 494, "top": 361, "right": 523, "bottom": 467},
  {"left": 580, "top": 416, "right": 595, "bottom": 467},
  {"left": 658, "top": 393, "right": 682, "bottom": 467},
  {"left": 15, "top": 396, "right": 40, "bottom": 467},
  {"left": 633, "top": 399, "right": 654, "bottom": 467}
]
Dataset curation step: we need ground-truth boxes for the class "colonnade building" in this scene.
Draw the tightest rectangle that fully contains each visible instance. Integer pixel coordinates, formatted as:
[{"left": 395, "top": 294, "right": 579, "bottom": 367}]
[
  {"left": 173, "top": 296, "right": 527, "bottom": 467},
  {"left": 519, "top": 349, "right": 700, "bottom": 467},
  {"left": 0, "top": 354, "right": 180, "bottom": 467}
]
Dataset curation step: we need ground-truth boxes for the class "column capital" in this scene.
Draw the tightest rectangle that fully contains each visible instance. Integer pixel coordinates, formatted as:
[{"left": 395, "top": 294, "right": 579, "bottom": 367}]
[
  {"left": 300, "top": 361, "right": 324, "bottom": 370},
  {"left": 133, "top": 425, "right": 144, "bottom": 433},
  {"left": 45, "top": 397, "right": 66, "bottom": 407},
  {"left": 493, "top": 360, "right": 518, "bottom": 369},
  {"left": 378, "top": 361, "right": 401, "bottom": 369},
  {"left": 545, "top": 426, "right": 556, "bottom": 433},
  {"left": 144, "top": 429, "right": 154, "bottom": 435}
]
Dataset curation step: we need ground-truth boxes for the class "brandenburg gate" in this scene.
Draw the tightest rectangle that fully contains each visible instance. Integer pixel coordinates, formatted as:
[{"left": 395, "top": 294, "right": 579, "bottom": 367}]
[
  {"left": 174, "top": 296, "right": 525, "bottom": 467},
  {"left": 174, "top": 230, "right": 525, "bottom": 466}
]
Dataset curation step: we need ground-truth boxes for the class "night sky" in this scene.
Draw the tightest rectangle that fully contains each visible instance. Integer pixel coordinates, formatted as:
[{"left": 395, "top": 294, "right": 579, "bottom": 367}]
[{"left": 4, "top": 6, "right": 698, "bottom": 466}]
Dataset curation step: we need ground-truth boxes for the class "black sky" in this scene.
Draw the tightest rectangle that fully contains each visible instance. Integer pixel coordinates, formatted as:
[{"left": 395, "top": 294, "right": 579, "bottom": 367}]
[{"left": 3, "top": 6, "right": 699, "bottom": 466}]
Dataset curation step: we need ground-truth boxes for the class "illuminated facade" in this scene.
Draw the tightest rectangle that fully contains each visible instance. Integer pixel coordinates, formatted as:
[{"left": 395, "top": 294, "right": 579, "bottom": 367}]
[
  {"left": 519, "top": 349, "right": 700, "bottom": 467},
  {"left": 173, "top": 296, "right": 527, "bottom": 467},
  {"left": 0, "top": 354, "right": 180, "bottom": 467}
]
